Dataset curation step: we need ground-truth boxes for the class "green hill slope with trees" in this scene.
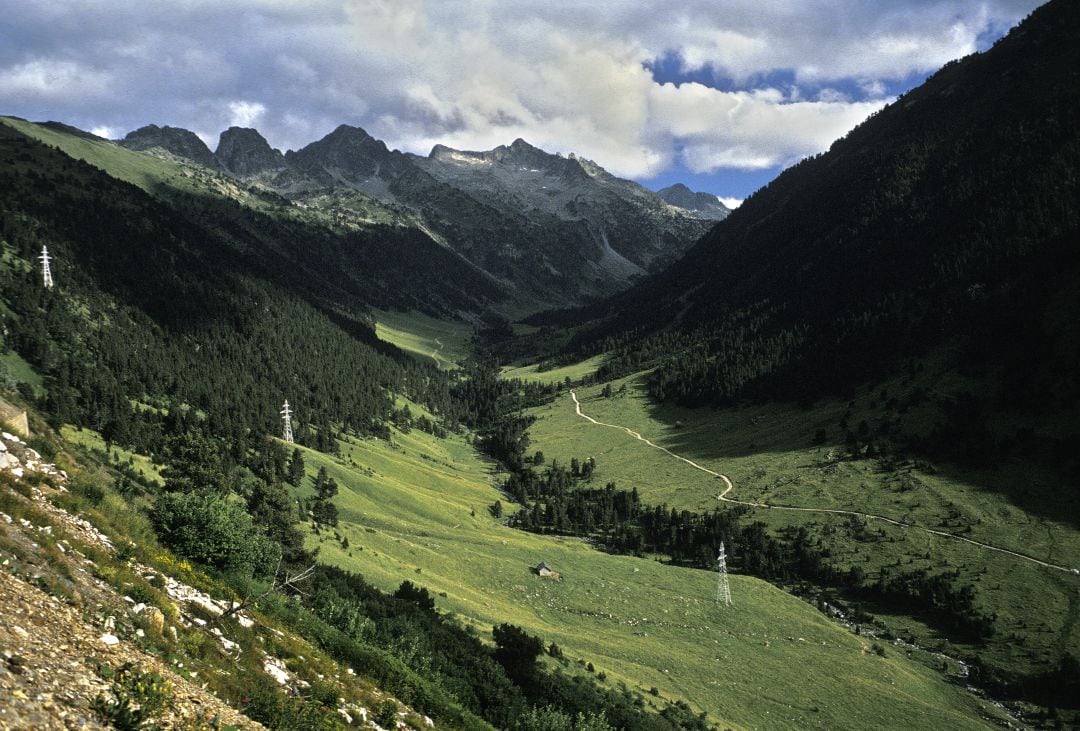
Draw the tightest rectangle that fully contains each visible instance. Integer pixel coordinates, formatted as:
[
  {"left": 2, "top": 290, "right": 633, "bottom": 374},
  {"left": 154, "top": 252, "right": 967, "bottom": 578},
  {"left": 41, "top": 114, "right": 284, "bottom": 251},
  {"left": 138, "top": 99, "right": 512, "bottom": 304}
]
[{"left": 554, "top": 0, "right": 1079, "bottom": 426}]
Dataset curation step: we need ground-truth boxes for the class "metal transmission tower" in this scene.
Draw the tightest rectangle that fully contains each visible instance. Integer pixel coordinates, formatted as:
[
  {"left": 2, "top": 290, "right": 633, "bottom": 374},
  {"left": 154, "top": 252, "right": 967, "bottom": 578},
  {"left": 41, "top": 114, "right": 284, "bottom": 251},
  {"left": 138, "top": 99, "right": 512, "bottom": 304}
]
[
  {"left": 39, "top": 246, "right": 54, "bottom": 288},
  {"left": 716, "top": 542, "right": 732, "bottom": 606},
  {"left": 280, "top": 400, "right": 294, "bottom": 443}
]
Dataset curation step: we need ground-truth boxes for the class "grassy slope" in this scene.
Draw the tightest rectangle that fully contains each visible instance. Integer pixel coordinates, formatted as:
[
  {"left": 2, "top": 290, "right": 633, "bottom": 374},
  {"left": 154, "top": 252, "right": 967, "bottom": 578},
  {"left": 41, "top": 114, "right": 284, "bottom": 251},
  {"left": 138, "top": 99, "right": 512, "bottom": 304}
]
[
  {"left": 60, "top": 425, "right": 165, "bottom": 486},
  {"left": 288, "top": 425, "right": 1006, "bottom": 730},
  {"left": 0, "top": 116, "right": 302, "bottom": 217},
  {"left": 373, "top": 310, "right": 474, "bottom": 371},
  {"left": 0, "top": 116, "right": 210, "bottom": 196},
  {"left": 500, "top": 354, "right": 607, "bottom": 384},
  {"left": 0, "top": 351, "right": 43, "bottom": 394},
  {"left": 525, "top": 370, "right": 1080, "bottom": 679}
]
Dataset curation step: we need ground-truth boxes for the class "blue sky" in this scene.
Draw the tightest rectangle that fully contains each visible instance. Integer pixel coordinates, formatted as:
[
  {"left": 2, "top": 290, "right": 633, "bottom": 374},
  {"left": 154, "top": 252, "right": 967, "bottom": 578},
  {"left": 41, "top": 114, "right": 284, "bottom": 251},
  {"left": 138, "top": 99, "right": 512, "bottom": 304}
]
[
  {"left": 636, "top": 19, "right": 1024, "bottom": 203},
  {"left": 638, "top": 56, "right": 937, "bottom": 203},
  {"left": 0, "top": 1, "right": 1044, "bottom": 206}
]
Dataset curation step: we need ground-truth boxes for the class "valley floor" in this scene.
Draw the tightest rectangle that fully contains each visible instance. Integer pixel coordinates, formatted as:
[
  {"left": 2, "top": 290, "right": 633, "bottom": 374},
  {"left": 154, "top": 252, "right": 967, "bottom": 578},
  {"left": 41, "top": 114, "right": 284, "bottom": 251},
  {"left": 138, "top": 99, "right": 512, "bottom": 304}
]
[
  {"left": 525, "top": 372, "right": 1080, "bottom": 702},
  {"left": 295, "top": 417, "right": 1014, "bottom": 730}
]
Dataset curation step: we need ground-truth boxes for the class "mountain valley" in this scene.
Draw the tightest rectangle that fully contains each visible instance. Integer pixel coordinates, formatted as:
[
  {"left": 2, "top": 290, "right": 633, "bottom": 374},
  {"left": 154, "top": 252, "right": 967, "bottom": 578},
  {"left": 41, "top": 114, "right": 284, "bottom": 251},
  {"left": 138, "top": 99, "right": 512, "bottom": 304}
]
[{"left": 2, "top": 1, "right": 1079, "bottom": 729}]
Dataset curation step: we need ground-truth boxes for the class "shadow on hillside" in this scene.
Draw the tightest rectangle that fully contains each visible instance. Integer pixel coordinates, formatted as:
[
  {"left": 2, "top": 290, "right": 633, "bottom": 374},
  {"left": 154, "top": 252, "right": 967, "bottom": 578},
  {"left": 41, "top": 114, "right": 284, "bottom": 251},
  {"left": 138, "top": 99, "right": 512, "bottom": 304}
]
[{"left": 634, "top": 393, "right": 1080, "bottom": 531}]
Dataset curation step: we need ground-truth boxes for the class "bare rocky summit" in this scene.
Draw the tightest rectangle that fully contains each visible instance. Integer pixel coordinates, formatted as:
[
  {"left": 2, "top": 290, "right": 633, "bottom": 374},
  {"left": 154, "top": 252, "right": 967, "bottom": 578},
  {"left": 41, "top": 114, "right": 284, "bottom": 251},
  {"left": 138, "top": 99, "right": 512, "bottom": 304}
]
[
  {"left": 119, "top": 125, "right": 222, "bottom": 170},
  {"left": 216, "top": 127, "right": 286, "bottom": 178},
  {"left": 656, "top": 183, "right": 731, "bottom": 221}
]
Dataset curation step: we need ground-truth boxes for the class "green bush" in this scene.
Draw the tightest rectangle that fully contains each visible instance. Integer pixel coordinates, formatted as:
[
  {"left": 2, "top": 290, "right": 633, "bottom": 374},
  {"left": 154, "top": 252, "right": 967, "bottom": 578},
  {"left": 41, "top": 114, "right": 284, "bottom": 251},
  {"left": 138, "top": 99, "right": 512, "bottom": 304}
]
[
  {"left": 90, "top": 662, "right": 172, "bottom": 731},
  {"left": 242, "top": 681, "right": 338, "bottom": 730},
  {"left": 376, "top": 699, "right": 399, "bottom": 728},
  {"left": 151, "top": 492, "right": 280, "bottom": 577}
]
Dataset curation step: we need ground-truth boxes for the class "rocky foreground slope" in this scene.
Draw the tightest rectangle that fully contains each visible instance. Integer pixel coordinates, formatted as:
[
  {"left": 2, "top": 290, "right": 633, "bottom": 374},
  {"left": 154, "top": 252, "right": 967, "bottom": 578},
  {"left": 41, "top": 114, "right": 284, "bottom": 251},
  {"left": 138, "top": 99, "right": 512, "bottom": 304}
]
[{"left": 0, "top": 429, "right": 431, "bottom": 730}]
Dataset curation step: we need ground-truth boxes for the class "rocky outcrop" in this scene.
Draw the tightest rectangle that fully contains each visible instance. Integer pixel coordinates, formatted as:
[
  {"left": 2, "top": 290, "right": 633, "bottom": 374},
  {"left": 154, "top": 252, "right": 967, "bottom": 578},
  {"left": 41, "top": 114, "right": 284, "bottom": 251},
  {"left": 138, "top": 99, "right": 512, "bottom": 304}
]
[
  {"left": 215, "top": 127, "right": 286, "bottom": 178},
  {"left": 0, "top": 430, "right": 63, "bottom": 481},
  {"left": 284, "top": 124, "right": 404, "bottom": 186},
  {"left": 657, "top": 183, "right": 731, "bottom": 220},
  {"left": 119, "top": 124, "right": 221, "bottom": 169},
  {"left": 0, "top": 397, "right": 28, "bottom": 438}
]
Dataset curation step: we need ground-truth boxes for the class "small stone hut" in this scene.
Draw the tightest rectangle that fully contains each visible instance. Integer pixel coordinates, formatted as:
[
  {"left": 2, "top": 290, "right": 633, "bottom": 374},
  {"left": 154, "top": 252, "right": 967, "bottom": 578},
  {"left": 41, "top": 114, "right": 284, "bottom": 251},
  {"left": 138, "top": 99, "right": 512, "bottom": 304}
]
[{"left": 535, "top": 561, "right": 560, "bottom": 580}]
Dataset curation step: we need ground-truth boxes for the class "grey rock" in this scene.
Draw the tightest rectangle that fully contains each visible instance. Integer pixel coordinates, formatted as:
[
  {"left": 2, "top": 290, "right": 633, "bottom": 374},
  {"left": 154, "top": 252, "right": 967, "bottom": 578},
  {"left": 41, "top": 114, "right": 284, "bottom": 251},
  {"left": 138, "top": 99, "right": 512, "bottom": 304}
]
[
  {"left": 215, "top": 127, "right": 286, "bottom": 177},
  {"left": 657, "top": 183, "right": 731, "bottom": 220},
  {"left": 119, "top": 124, "right": 221, "bottom": 169}
]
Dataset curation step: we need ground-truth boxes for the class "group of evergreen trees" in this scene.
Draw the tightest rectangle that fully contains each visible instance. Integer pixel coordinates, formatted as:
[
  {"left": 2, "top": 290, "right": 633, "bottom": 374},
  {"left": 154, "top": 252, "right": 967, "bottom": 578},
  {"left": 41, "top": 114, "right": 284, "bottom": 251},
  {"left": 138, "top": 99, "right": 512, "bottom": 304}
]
[{"left": 534, "top": 0, "right": 1080, "bottom": 470}]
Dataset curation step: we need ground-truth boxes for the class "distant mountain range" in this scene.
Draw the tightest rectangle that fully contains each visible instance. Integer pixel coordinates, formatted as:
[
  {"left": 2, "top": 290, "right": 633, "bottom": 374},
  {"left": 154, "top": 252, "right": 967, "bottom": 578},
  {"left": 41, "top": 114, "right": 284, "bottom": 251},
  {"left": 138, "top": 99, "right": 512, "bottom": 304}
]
[{"left": 116, "top": 124, "right": 719, "bottom": 305}]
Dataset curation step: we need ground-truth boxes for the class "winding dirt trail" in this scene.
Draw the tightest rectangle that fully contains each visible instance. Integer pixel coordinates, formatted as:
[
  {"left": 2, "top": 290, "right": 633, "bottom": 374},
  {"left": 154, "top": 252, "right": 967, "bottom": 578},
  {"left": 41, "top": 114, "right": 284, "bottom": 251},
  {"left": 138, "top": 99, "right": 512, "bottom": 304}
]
[
  {"left": 570, "top": 390, "right": 1077, "bottom": 574},
  {"left": 430, "top": 337, "right": 445, "bottom": 369}
]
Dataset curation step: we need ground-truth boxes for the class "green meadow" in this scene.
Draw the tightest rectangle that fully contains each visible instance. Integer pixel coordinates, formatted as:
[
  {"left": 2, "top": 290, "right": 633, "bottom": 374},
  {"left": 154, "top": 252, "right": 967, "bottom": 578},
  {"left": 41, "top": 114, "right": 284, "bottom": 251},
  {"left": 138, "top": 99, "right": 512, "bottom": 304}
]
[
  {"left": 289, "top": 422, "right": 1009, "bottom": 730},
  {"left": 0, "top": 116, "right": 305, "bottom": 215},
  {"left": 500, "top": 354, "right": 608, "bottom": 384},
  {"left": 2, "top": 116, "right": 219, "bottom": 197},
  {"left": 0, "top": 350, "right": 44, "bottom": 395},
  {"left": 60, "top": 424, "right": 165, "bottom": 486},
  {"left": 373, "top": 309, "right": 474, "bottom": 371},
  {"left": 525, "top": 370, "right": 1080, "bottom": 679}
]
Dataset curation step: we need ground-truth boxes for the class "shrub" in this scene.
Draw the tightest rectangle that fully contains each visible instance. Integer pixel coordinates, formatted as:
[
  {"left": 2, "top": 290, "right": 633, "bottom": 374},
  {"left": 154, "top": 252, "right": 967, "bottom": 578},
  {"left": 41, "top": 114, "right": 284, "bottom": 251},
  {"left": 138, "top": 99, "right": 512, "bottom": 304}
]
[
  {"left": 243, "top": 681, "right": 338, "bottom": 730},
  {"left": 151, "top": 492, "right": 280, "bottom": 577},
  {"left": 90, "top": 662, "right": 172, "bottom": 731},
  {"left": 493, "top": 624, "right": 543, "bottom": 683},
  {"left": 376, "top": 699, "right": 399, "bottom": 728}
]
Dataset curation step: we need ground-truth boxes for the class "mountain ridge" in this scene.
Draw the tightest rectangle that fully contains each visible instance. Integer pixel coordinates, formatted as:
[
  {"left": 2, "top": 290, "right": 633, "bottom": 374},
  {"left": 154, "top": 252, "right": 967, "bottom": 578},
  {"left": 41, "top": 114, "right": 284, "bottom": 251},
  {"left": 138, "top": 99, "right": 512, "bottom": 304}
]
[
  {"left": 108, "top": 122, "right": 716, "bottom": 306},
  {"left": 216, "top": 126, "right": 286, "bottom": 178},
  {"left": 656, "top": 183, "right": 731, "bottom": 220},
  {"left": 119, "top": 123, "right": 222, "bottom": 170}
]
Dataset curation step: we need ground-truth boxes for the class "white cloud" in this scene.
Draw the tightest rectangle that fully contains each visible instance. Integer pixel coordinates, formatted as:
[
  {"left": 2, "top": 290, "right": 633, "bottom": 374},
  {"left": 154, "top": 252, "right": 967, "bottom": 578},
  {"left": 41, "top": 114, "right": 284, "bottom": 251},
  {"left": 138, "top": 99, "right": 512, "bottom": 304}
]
[
  {"left": 90, "top": 125, "right": 115, "bottom": 139},
  {"left": 0, "top": 60, "right": 110, "bottom": 99},
  {"left": 227, "top": 100, "right": 267, "bottom": 128},
  {"left": 718, "top": 197, "right": 743, "bottom": 209},
  {"left": 649, "top": 81, "right": 885, "bottom": 172},
  {"left": 0, "top": 0, "right": 1042, "bottom": 182}
]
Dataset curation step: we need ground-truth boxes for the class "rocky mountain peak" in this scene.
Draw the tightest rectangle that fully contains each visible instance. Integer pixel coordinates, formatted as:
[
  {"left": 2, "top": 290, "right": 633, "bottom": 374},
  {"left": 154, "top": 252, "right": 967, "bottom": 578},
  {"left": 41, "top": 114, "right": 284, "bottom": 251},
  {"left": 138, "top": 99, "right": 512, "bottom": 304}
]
[
  {"left": 119, "top": 124, "right": 220, "bottom": 170},
  {"left": 503, "top": 138, "right": 556, "bottom": 167},
  {"left": 324, "top": 124, "right": 386, "bottom": 149},
  {"left": 215, "top": 126, "right": 285, "bottom": 177},
  {"left": 285, "top": 124, "right": 393, "bottom": 178},
  {"left": 657, "top": 183, "right": 731, "bottom": 221},
  {"left": 508, "top": 138, "right": 540, "bottom": 154}
]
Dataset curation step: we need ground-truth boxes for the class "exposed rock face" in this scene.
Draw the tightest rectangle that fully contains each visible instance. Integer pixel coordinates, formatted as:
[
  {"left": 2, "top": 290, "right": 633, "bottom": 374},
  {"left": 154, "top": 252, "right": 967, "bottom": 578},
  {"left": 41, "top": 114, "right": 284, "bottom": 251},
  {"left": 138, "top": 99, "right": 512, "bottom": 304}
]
[
  {"left": 215, "top": 127, "right": 286, "bottom": 177},
  {"left": 0, "top": 397, "right": 29, "bottom": 438},
  {"left": 119, "top": 125, "right": 221, "bottom": 169},
  {"left": 284, "top": 124, "right": 405, "bottom": 189},
  {"left": 410, "top": 138, "right": 713, "bottom": 300},
  {"left": 657, "top": 183, "right": 731, "bottom": 220}
]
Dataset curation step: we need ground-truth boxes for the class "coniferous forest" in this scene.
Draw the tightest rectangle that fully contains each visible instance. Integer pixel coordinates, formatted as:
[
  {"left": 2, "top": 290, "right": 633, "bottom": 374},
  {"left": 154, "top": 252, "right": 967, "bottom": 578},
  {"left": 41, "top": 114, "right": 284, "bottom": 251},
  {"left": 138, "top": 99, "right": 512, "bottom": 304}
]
[{"left": 543, "top": 0, "right": 1080, "bottom": 447}]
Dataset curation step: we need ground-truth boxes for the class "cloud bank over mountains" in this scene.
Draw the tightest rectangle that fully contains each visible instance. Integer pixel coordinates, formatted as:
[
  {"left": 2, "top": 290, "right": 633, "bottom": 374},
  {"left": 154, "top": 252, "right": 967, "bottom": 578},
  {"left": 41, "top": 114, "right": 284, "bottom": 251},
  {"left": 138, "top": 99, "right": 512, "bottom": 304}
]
[{"left": 0, "top": 0, "right": 1041, "bottom": 185}]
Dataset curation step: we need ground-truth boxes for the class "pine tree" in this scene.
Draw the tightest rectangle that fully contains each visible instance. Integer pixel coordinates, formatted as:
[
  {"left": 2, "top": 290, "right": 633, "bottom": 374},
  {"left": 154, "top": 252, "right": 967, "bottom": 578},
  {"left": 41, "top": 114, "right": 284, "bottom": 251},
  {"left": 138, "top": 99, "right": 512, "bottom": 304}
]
[{"left": 287, "top": 448, "right": 305, "bottom": 487}]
